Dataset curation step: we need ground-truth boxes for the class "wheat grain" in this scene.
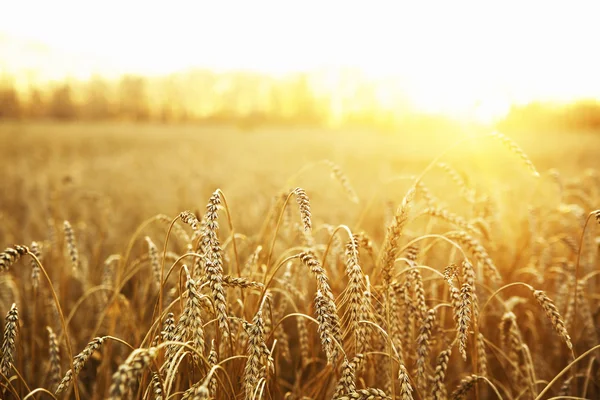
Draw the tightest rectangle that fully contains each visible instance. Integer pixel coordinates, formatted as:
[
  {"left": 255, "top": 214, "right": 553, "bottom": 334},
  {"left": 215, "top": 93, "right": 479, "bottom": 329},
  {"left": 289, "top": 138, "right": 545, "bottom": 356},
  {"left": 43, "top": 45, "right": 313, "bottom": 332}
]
[
  {"left": 0, "top": 245, "right": 29, "bottom": 272},
  {"left": 293, "top": 187, "right": 312, "bottom": 232},
  {"left": 532, "top": 289, "right": 572, "bottom": 349},
  {"left": 47, "top": 326, "right": 61, "bottom": 390},
  {"left": 0, "top": 303, "right": 18, "bottom": 378},
  {"left": 56, "top": 336, "right": 106, "bottom": 394}
]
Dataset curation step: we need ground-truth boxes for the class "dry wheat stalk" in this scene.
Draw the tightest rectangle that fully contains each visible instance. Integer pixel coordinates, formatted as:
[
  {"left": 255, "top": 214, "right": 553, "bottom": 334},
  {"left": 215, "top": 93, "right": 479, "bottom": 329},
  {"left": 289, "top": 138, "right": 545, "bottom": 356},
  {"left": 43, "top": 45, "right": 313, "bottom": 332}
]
[
  {"left": 410, "top": 267, "right": 427, "bottom": 324},
  {"left": 457, "top": 283, "right": 473, "bottom": 361},
  {"left": 420, "top": 207, "right": 478, "bottom": 233},
  {"left": 532, "top": 289, "right": 572, "bottom": 349},
  {"left": 0, "top": 303, "right": 18, "bottom": 378},
  {"left": 446, "top": 231, "right": 502, "bottom": 283},
  {"left": 315, "top": 289, "right": 340, "bottom": 364},
  {"left": 436, "top": 162, "right": 474, "bottom": 202},
  {"left": 325, "top": 160, "right": 359, "bottom": 203},
  {"left": 150, "top": 372, "right": 163, "bottom": 400},
  {"left": 431, "top": 345, "right": 452, "bottom": 400},
  {"left": 192, "top": 385, "right": 210, "bottom": 400},
  {"left": 333, "top": 388, "right": 390, "bottom": 400},
  {"left": 297, "top": 316, "right": 310, "bottom": 367},
  {"left": 243, "top": 307, "right": 269, "bottom": 400},
  {"left": 388, "top": 285, "right": 405, "bottom": 364},
  {"left": 108, "top": 347, "right": 158, "bottom": 400},
  {"left": 201, "top": 191, "right": 230, "bottom": 341},
  {"left": 144, "top": 236, "right": 161, "bottom": 286},
  {"left": 344, "top": 235, "right": 364, "bottom": 348},
  {"left": 476, "top": 332, "right": 488, "bottom": 376},
  {"left": 293, "top": 187, "right": 312, "bottom": 232},
  {"left": 416, "top": 308, "right": 435, "bottom": 392},
  {"left": 47, "top": 326, "right": 61, "bottom": 390},
  {"left": 56, "top": 336, "right": 106, "bottom": 394},
  {"left": 63, "top": 220, "right": 79, "bottom": 272},
  {"left": 379, "top": 188, "right": 415, "bottom": 285},
  {"left": 397, "top": 364, "right": 413, "bottom": 400},
  {"left": 222, "top": 275, "right": 264, "bottom": 289},
  {"left": 450, "top": 374, "right": 481, "bottom": 400},
  {"left": 333, "top": 354, "right": 363, "bottom": 398},
  {"left": 30, "top": 241, "right": 42, "bottom": 289},
  {"left": 208, "top": 339, "right": 218, "bottom": 396},
  {"left": 576, "top": 283, "right": 599, "bottom": 346},
  {"left": 489, "top": 131, "right": 539, "bottom": 177},
  {"left": 500, "top": 312, "right": 530, "bottom": 391},
  {"left": 176, "top": 266, "right": 205, "bottom": 355},
  {"left": 180, "top": 210, "right": 200, "bottom": 230},
  {"left": 299, "top": 251, "right": 342, "bottom": 362},
  {"left": 0, "top": 245, "right": 29, "bottom": 272}
]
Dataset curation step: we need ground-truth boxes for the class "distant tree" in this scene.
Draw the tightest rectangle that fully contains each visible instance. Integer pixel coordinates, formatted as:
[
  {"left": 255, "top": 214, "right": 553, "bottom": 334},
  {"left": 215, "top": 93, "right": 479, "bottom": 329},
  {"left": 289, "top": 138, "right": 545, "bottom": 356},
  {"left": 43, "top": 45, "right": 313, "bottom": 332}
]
[
  {"left": 49, "top": 83, "right": 76, "bottom": 119},
  {"left": 27, "top": 88, "right": 46, "bottom": 118},
  {"left": 118, "top": 75, "right": 149, "bottom": 121},
  {"left": 83, "top": 75, "right": 113, "bottom": 119},
  {"left": 0, "top": 83, "right": 20, "bottom": 118}
]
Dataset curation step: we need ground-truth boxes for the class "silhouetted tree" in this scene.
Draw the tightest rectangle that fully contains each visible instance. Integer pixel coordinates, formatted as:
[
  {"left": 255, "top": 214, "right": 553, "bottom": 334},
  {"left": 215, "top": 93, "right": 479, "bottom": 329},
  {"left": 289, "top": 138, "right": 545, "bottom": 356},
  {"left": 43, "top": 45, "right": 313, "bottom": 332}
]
[
  {"left": 0, "top": 83, "right": 20, "bottom": 118},
  {"left": 83, "top": 75, "right": 113, "bottom": 119},
  {"left": 118, "top": 75, "right": 149, "bottom": 120},
  {"left": 49, "top": 83, "right": 76, "bottom": 119}
]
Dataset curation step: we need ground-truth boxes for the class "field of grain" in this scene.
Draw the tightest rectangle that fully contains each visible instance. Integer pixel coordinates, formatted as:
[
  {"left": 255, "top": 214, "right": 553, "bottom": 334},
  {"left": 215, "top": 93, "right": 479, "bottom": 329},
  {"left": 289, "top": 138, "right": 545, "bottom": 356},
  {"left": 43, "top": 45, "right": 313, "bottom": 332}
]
[{"left": 0, "top": 121, "right": 598, "bottom": 399}]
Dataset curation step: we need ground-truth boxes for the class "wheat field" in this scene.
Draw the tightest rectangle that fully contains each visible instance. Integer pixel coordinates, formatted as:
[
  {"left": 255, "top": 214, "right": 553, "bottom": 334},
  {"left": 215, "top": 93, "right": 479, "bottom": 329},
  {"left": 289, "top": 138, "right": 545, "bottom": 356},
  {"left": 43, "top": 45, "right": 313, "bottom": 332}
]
[{"left": 0, "top": 122, "right": 599, "bottom": 399}]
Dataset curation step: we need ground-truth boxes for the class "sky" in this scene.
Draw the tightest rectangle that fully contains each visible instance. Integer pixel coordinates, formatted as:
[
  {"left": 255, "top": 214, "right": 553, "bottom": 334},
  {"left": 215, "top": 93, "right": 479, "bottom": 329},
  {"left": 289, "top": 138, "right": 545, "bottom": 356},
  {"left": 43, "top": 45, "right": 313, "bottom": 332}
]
[{"left": 1, "top": 0, "right": 600, "bottom": 119}]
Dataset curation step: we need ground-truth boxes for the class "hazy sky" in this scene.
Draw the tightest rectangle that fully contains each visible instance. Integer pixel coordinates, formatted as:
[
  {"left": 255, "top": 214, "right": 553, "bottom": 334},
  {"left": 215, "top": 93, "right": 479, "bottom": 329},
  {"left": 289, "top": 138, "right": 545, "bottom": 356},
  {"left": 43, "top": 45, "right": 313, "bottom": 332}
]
[{"left": 1, "top": 1, "right": 600, "bottom": 117}]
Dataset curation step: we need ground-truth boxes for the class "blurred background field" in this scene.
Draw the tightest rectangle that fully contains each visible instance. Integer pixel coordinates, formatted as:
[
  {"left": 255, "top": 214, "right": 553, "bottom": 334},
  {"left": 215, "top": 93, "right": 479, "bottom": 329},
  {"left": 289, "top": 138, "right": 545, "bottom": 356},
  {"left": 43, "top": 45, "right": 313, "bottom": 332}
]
[{"left": 1, "top": 120, "right": 598, "bottom": 253}]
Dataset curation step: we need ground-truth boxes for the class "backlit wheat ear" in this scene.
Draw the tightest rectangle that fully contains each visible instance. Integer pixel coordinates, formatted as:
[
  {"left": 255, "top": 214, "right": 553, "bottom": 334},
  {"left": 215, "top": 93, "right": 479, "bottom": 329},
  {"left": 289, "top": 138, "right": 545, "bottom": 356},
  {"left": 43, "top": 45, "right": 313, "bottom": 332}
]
[
  {"left": 297, "top": 316, "right": 310, "bottom": 367},
  {"left": 0, "top": 245, "right": 29, "bottom": 272},
  {"left": 595, "top": 210, "right": 600, "bottom": 224},
  {"left": 293, "top": 187, "right": 312, "bottom": 232},
  {"left": 398, "top": 364, "right": 413, "bottom": 400},
  {"left": 436, "top": 162, "right": 474, "bottom": 202},
  {"left": 299, "top": 251, "right": 341, "bottom": 363},
  {"left": 47, "top": 326, "right": 61, "bottom": 390},
  {"left": 344, "top": 235, "right": 364, "bottom": 347},
  {"left": 222, "top": 275, "right": 264, "bottom": 289},
  {"left": 450, "top": 374, "right": 481, "bottom": 400},
  {"left": 202, "top": 190, "right": 230, "bottom": 340},
  {"left": 314, "top": 289, "right": 340, "bottom": 365},
  {"left": 145, "top": 236, "right": 161, "bottom": 288},
  {"left": 63, "top": 220, "right": 79, "bottom": 272},
  {"left": 0, "top": 303, "right": 18, "bottom": 378},
  {"left": 532, "top": 289, "right": 572, "bottom": 349},
  {"left": 176, "top": 265, "right": 205, "bottom": 356},
  {"left": 420, "top": 207, "right": 479, "bottom": 234},
  {"left": 446, "top": 231, "right": 502, "bottom": 283},
  {"left": 150, "top": 373, "right": 163, "bottom": 400},
  {"left": 380, "top": 187, "right": 415, "bottom": 285},
  {"left": 56, "top": 336, "right": 106, "bottom": 394},
  {"left": 108, "top": 347, "right": 158, "bottom": 400},
  {"left": 243, "top": 307, "right": 270, "bottom": 400},
  {"left": 208, "top": 339, "right": 218, "bottom": 395},
  {"left": 325, "top": 160, "right": 359, "bottom": 203},
  {"left": 333, "top": 388, "right": 390, "bottom": 400},
  {"left": 476, "top": 333, "right": 488, "bottom": 376},
  {"left": 489, "top": 131, "right": 539, "bottom": 177},
  {"left": 30, "top": 241, "right": 42, "bottom": 289},
  {"left": 180, "top": 210, "right": 200, "bottom": 231},
  {"left": 333, "top": 354, "right": 363, "bottom": 398},
  {"left": 416, "top": 308, "right": 436, "bottom": 392},
  {"left": 431, "top": 346, "right": 452, "bottom": 400}
]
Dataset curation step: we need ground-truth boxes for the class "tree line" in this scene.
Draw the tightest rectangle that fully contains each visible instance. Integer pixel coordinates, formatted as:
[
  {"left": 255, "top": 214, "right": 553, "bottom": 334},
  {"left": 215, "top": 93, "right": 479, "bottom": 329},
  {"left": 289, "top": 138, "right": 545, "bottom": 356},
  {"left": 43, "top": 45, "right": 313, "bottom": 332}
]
[{"left": 1, "top": 70, "right": 599, "bottom": 132}]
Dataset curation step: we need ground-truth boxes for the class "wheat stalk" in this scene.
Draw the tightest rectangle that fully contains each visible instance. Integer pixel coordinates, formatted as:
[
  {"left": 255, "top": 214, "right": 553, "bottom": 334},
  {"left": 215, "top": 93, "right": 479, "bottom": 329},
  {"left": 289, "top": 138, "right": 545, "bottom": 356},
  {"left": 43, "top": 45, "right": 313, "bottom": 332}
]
[
  {"left": 0, "top": 303, "right": 18, "bottom": 378},
  {"left": 0, "top": 245, "right": 29, "bottom": 272},
  {"left": 47, "top": 326, "right": 61, "bottom": 390},
  {"left": 56, "top": 336, "right": 106, "bottom": 394}
]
